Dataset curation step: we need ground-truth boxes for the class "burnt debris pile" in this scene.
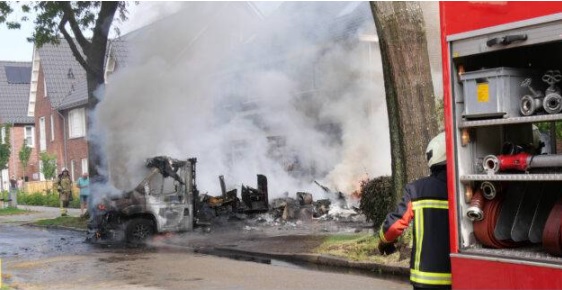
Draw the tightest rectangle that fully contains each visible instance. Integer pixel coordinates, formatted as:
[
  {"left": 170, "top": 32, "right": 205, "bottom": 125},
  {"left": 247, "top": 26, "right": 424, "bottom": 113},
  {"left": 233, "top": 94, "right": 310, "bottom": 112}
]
[
  {"left": 195, "top": 175, "right": 366, "bottom": 229},
  {"left": 88, "top": 157, "right": 371, "bottom": 245}
]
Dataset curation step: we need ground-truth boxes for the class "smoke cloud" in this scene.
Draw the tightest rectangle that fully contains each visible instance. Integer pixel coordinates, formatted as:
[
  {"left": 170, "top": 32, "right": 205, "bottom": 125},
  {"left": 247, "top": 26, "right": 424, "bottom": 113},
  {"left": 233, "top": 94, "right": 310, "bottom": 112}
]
[{"left": 95, "top": 2, "right": 391, "bottom": 200}]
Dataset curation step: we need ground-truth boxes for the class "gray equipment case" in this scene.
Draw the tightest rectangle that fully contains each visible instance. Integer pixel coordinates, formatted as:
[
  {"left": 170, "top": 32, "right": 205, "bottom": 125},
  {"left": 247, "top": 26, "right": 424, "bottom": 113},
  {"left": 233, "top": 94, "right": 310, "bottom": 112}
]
[{"left": 461, "top": 67, "right": 531, "bottom": 119}]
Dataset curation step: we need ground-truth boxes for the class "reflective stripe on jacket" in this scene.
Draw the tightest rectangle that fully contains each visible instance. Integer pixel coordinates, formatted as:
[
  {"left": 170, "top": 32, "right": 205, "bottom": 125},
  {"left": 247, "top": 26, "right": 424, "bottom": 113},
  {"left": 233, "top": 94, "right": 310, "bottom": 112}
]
[{"left": 379, "top": 166, "right": 451, "bottom": 287}]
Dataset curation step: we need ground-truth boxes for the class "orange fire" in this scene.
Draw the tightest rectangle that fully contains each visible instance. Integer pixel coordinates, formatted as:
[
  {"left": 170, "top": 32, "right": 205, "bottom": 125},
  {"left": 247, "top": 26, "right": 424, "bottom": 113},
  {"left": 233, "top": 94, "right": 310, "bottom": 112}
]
[{"left": 350, "top": 177, "right": 370, "bottom": 200}]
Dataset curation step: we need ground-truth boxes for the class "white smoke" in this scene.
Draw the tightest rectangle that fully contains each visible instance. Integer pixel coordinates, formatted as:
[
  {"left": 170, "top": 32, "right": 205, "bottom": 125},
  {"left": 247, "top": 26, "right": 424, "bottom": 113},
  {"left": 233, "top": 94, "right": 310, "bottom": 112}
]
[{"left": 96, "top": 2, "right": 391, "bottom": 200}]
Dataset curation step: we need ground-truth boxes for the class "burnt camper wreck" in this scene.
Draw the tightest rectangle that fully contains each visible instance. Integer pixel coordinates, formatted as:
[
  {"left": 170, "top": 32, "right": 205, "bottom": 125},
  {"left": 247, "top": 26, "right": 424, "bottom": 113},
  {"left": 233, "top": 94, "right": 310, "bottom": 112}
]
[
  {"left": 88, "top": 156, "right": 361, "bottom": 245},
  {"left": 87, "top": 157, "right": 199, "bottom": 244}
]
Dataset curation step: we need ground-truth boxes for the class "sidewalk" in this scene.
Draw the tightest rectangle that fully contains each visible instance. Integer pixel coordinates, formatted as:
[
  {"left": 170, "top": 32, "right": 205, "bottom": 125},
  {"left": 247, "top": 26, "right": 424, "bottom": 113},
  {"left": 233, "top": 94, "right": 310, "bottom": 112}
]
[{"left": 0, "top": 205, "right": 81, "bottom": 224}]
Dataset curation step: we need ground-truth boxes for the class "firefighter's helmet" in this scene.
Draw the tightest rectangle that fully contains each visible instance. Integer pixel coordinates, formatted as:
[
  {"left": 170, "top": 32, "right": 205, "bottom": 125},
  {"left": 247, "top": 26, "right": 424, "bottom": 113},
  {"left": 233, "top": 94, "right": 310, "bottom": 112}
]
[{"left": 426, "top": 132, "right": 446, "bottom": 167}]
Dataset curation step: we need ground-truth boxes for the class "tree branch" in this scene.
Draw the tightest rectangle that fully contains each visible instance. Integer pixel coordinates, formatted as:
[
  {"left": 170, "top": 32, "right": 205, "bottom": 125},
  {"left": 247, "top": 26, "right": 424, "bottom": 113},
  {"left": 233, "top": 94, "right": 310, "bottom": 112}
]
[
  {"left": 58, "top": 15, "right": 96, "bottom": 77},
  {"left": 88, "top": 1, "right": 119, "bottom": 83},
  {"left": 58, "top": 2, "right": 91, "bottom": 54},
  {"left": 92, "top": 2, "right": 119, "bottom": 43}
]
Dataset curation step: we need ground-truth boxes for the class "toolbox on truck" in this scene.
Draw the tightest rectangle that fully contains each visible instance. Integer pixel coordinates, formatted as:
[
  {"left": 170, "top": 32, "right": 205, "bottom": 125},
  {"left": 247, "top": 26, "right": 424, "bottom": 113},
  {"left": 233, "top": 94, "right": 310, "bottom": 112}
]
[{"left": 461, "top": 67, "right": 531, "bottom": 119}]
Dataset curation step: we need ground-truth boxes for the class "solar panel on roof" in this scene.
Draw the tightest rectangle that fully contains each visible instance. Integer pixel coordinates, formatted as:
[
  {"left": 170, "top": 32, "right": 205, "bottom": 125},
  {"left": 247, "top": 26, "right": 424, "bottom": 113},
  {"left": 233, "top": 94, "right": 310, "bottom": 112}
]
[{"left": 5, "top": 66, "right": 31, "bottom": 84}]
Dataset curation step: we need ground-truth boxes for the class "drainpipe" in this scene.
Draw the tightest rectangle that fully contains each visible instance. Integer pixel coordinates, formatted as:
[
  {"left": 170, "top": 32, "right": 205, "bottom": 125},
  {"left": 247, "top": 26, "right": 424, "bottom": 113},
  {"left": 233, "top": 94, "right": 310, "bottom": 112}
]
[{"left": 54, "top": 109, "right": 68, "bottom": 169}]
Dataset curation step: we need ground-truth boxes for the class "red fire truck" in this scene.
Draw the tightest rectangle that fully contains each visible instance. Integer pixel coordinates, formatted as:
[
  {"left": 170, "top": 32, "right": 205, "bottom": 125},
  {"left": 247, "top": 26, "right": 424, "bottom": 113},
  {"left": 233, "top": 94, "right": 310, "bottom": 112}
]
[{"left": 440, "top": 2, "right": 562, "bottom": 288}]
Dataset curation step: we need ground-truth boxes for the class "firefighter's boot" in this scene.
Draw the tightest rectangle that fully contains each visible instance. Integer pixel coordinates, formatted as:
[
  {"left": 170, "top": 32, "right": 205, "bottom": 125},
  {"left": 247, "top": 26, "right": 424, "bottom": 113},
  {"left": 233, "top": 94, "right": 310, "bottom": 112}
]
[{"left": 60, "top": 200, "right": 68, "bottom": 216}]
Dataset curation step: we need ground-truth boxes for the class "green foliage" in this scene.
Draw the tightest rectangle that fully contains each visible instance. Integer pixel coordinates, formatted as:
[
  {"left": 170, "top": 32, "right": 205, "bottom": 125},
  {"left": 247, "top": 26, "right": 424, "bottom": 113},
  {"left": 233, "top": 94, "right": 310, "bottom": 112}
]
[
  {"left": 314, "top": 234, "right": 380, "bottom": 261},
  {"left": 0, "top": 2, "right": 131, "bottom": 46},
  {"left": 536, "top": 121, "right": 562, "bottom": 139},
  {"left": 40, "top": 152, "right": 57, "bottom": 180},
  {"left": 314, "top": 234, "right": 409, "bottom": 265},
  {"left": 0, "top": 207, "right": 29, "bottom": 216},
  {"left": 18, "top": 140, "right": 32, "bottom": 177},
  {"left": 31, "top": 2, "right": 64, "bottom": 46},
  {"left": 0, "top": 2, "right": 14, "bottom": 20},
  {"left": 18, "top": 191, "right": 79, "bottom": 208},
  {"left": 359, "top": 176, "right": 394, "bottom": 229},
  {"left": 0, "top": 123, "right": 12, "bottom": 170}
]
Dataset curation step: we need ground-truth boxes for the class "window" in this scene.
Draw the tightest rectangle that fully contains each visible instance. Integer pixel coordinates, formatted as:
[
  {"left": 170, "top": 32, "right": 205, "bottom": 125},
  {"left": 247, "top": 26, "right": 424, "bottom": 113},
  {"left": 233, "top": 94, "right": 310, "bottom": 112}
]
[
  {"left": 39, "top": 117, "right": 46, "bottom": 151},
  {"left": 24, "top": 126, "right": 34, "bottom": 147},
  {"left": 1, "top": 127, "right": 5, "bottom": 144},
  {"left": 50, "top": 114, "right": 55, "bottom": 141},
  {"left": 81, "top": 158, "right": 88, "bottom": 174},
  {"left": 70, "top": 160, "right": 75, "bottom": 181},
  {"left": 104, "top": 56, "right": 116, "bottom": 82},
  {"left": 68, "top": 108, "right": 86, "bottom": 138},
  {"left": 38, "top": 160, "right": 45, "bottom": 181}
]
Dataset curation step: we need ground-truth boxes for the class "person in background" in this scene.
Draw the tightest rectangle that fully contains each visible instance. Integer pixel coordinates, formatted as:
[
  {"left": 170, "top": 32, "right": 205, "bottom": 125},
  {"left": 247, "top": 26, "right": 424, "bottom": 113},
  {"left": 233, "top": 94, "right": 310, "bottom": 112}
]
[
  {"left": 378, "top": 132, "right": 451, "bottom": 290},
  {"left": 9, "top": 175, "right": 17, "bottom": 191},
  {"left": 76, "top": 172, "right": 89, "bottom": 216},
  {"left": 16, "top": 177, "right": 23, "bottom": 190},
  {"left": 55, "top": 168, "right": 73, "bottom": 216},
  {"left": 8, "top": 175, "right": 18, "bottom": 207}
]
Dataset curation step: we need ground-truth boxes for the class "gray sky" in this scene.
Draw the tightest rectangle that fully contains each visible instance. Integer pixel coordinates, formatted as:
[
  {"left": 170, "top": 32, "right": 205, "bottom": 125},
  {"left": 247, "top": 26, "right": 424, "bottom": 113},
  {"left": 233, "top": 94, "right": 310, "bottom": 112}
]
[
  {"left": 0, "top": 13, "right": 35, "bottom": 61},
  {"left": 0, "top": 2, "right": 182, "bottom": 62}
]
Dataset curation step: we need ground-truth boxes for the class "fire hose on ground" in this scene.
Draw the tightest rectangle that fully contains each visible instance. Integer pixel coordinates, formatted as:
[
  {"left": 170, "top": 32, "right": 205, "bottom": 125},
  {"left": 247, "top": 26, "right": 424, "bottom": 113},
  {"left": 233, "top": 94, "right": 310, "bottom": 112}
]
[{"left": 483, "top": 153, "right": 562, "bottom": 173}]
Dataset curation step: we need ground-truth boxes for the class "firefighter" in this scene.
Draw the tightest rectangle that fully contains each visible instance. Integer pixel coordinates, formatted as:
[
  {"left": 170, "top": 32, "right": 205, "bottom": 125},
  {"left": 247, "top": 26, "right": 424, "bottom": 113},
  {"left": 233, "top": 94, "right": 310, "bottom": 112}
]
[
  {"left": 55, "top": 168, "right": 73, "bottom": 216},
  {"left": 378, "top": 132, "right": 451, "bottom": 290}
]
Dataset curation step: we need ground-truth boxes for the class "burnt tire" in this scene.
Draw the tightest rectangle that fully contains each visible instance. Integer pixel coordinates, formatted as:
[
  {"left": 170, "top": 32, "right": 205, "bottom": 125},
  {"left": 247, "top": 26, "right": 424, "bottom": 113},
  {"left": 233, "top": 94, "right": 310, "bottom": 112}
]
[{"left": 125, "top": 218, "right": 154, "bottom": 245}]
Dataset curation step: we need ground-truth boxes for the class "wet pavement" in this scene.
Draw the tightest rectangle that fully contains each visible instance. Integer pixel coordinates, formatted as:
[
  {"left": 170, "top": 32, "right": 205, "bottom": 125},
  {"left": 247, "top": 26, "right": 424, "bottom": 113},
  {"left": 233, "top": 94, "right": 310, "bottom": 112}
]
[
  {"left": 0, "top": 224, "right": 89, "bottom": 259},
  {"left": 0, "top": 207, "right": 411, "bottom": 290}
]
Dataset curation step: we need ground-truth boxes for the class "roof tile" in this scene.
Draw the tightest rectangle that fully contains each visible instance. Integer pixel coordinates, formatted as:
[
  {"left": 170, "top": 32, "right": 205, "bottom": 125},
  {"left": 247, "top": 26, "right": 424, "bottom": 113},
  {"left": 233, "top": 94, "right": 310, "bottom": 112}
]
[
  {"left": 0, "top": 61, "right": 33, "bottom": 124},
  {"left": 38, "top": 42, "right": 87, "bottom": 110}
]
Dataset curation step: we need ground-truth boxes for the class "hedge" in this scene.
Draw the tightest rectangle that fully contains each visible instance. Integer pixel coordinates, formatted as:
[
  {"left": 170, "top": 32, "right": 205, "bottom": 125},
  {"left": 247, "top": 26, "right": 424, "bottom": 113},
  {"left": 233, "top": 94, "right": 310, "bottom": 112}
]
[
  {"left": 358, "top": 176, "right": 394, "bottom": 230},
  {"left": 15, "top": 191, "right": 80, "bottom": 208}
]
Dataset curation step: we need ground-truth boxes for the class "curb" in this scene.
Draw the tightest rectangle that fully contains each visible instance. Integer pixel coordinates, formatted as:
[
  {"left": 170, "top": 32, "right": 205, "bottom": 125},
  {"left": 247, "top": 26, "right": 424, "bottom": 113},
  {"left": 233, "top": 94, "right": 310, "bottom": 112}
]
[
  {"left": 22, "top": 222, "right": 88, "bottom": 233},
  {"left": 198, "top": 246, "right": 410, "bottom": 277}
]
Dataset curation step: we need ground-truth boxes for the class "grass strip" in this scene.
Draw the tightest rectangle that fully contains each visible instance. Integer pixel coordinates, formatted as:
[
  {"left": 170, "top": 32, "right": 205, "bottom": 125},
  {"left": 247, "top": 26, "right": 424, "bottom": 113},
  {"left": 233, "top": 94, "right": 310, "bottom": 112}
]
[
  {"left": 33, "top": 216, "right": 88, "bottom": 230},
  {"left": 0, "top": 207, "right": 30, "bottom": 216},
  {"left": 313, "top": 234, "right": 407, "bottom": 265}
]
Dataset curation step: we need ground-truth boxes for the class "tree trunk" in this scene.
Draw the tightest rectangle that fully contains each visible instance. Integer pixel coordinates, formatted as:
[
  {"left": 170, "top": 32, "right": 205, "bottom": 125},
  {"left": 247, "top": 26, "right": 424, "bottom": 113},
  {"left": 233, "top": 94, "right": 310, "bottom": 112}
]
[
  {"left": 83, "top": 2, "right": 119, "bottom": 181},
  {"left": 86, "top": 71, "right": 105, "bottom": 181},
  {"left": 370, "top": 2, "right": 439, "bottom": 200}
]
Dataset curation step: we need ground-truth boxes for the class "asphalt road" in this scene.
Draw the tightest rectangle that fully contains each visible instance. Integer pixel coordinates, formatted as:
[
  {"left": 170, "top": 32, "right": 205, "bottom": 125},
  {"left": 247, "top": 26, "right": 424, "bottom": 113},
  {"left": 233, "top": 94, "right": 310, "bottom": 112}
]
[{"left": 0, "top": 207, "right": 411, "bottom": 290}]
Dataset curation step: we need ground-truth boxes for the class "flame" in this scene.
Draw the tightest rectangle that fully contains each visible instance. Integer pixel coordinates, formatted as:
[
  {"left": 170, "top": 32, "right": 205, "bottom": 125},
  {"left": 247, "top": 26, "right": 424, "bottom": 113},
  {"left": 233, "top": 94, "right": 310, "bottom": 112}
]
[{"left": 350, "top": 176, "right": 370, "bottom": 200}]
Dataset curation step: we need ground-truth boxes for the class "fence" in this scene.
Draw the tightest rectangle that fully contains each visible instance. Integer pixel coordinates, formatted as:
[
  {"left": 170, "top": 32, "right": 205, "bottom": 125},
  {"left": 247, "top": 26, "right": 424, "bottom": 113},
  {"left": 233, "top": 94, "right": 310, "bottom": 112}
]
[{"left": 21, "top": 181, "right": 80, "bottom": 194}]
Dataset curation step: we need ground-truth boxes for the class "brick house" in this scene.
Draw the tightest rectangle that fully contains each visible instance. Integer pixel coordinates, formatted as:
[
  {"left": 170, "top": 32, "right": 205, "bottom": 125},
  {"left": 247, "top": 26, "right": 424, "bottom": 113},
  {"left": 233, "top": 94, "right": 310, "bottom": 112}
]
[
  {"left": 27, "top": 42, "right": 89, "bottom": 182},
  {"left": 0, "top": 61, "right": 37, "bottom": 190}
]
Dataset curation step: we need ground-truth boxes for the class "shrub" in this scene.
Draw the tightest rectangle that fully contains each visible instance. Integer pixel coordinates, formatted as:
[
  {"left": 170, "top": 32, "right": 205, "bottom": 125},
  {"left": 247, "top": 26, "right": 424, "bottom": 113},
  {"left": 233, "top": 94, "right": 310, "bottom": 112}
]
[
  {"left": 359, "top": 176, "right": 394, "bottom": 229},
  {"left": 18, "top": 191, "right": 80, "bottom": 208}
]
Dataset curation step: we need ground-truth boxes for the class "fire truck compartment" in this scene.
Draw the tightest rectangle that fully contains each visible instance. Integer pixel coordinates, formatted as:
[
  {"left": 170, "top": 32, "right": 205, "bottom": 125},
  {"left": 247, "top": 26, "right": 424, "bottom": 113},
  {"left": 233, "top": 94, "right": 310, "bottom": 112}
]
[{"left": 449, "top": 13, "right": 562, "bottom": 265}]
